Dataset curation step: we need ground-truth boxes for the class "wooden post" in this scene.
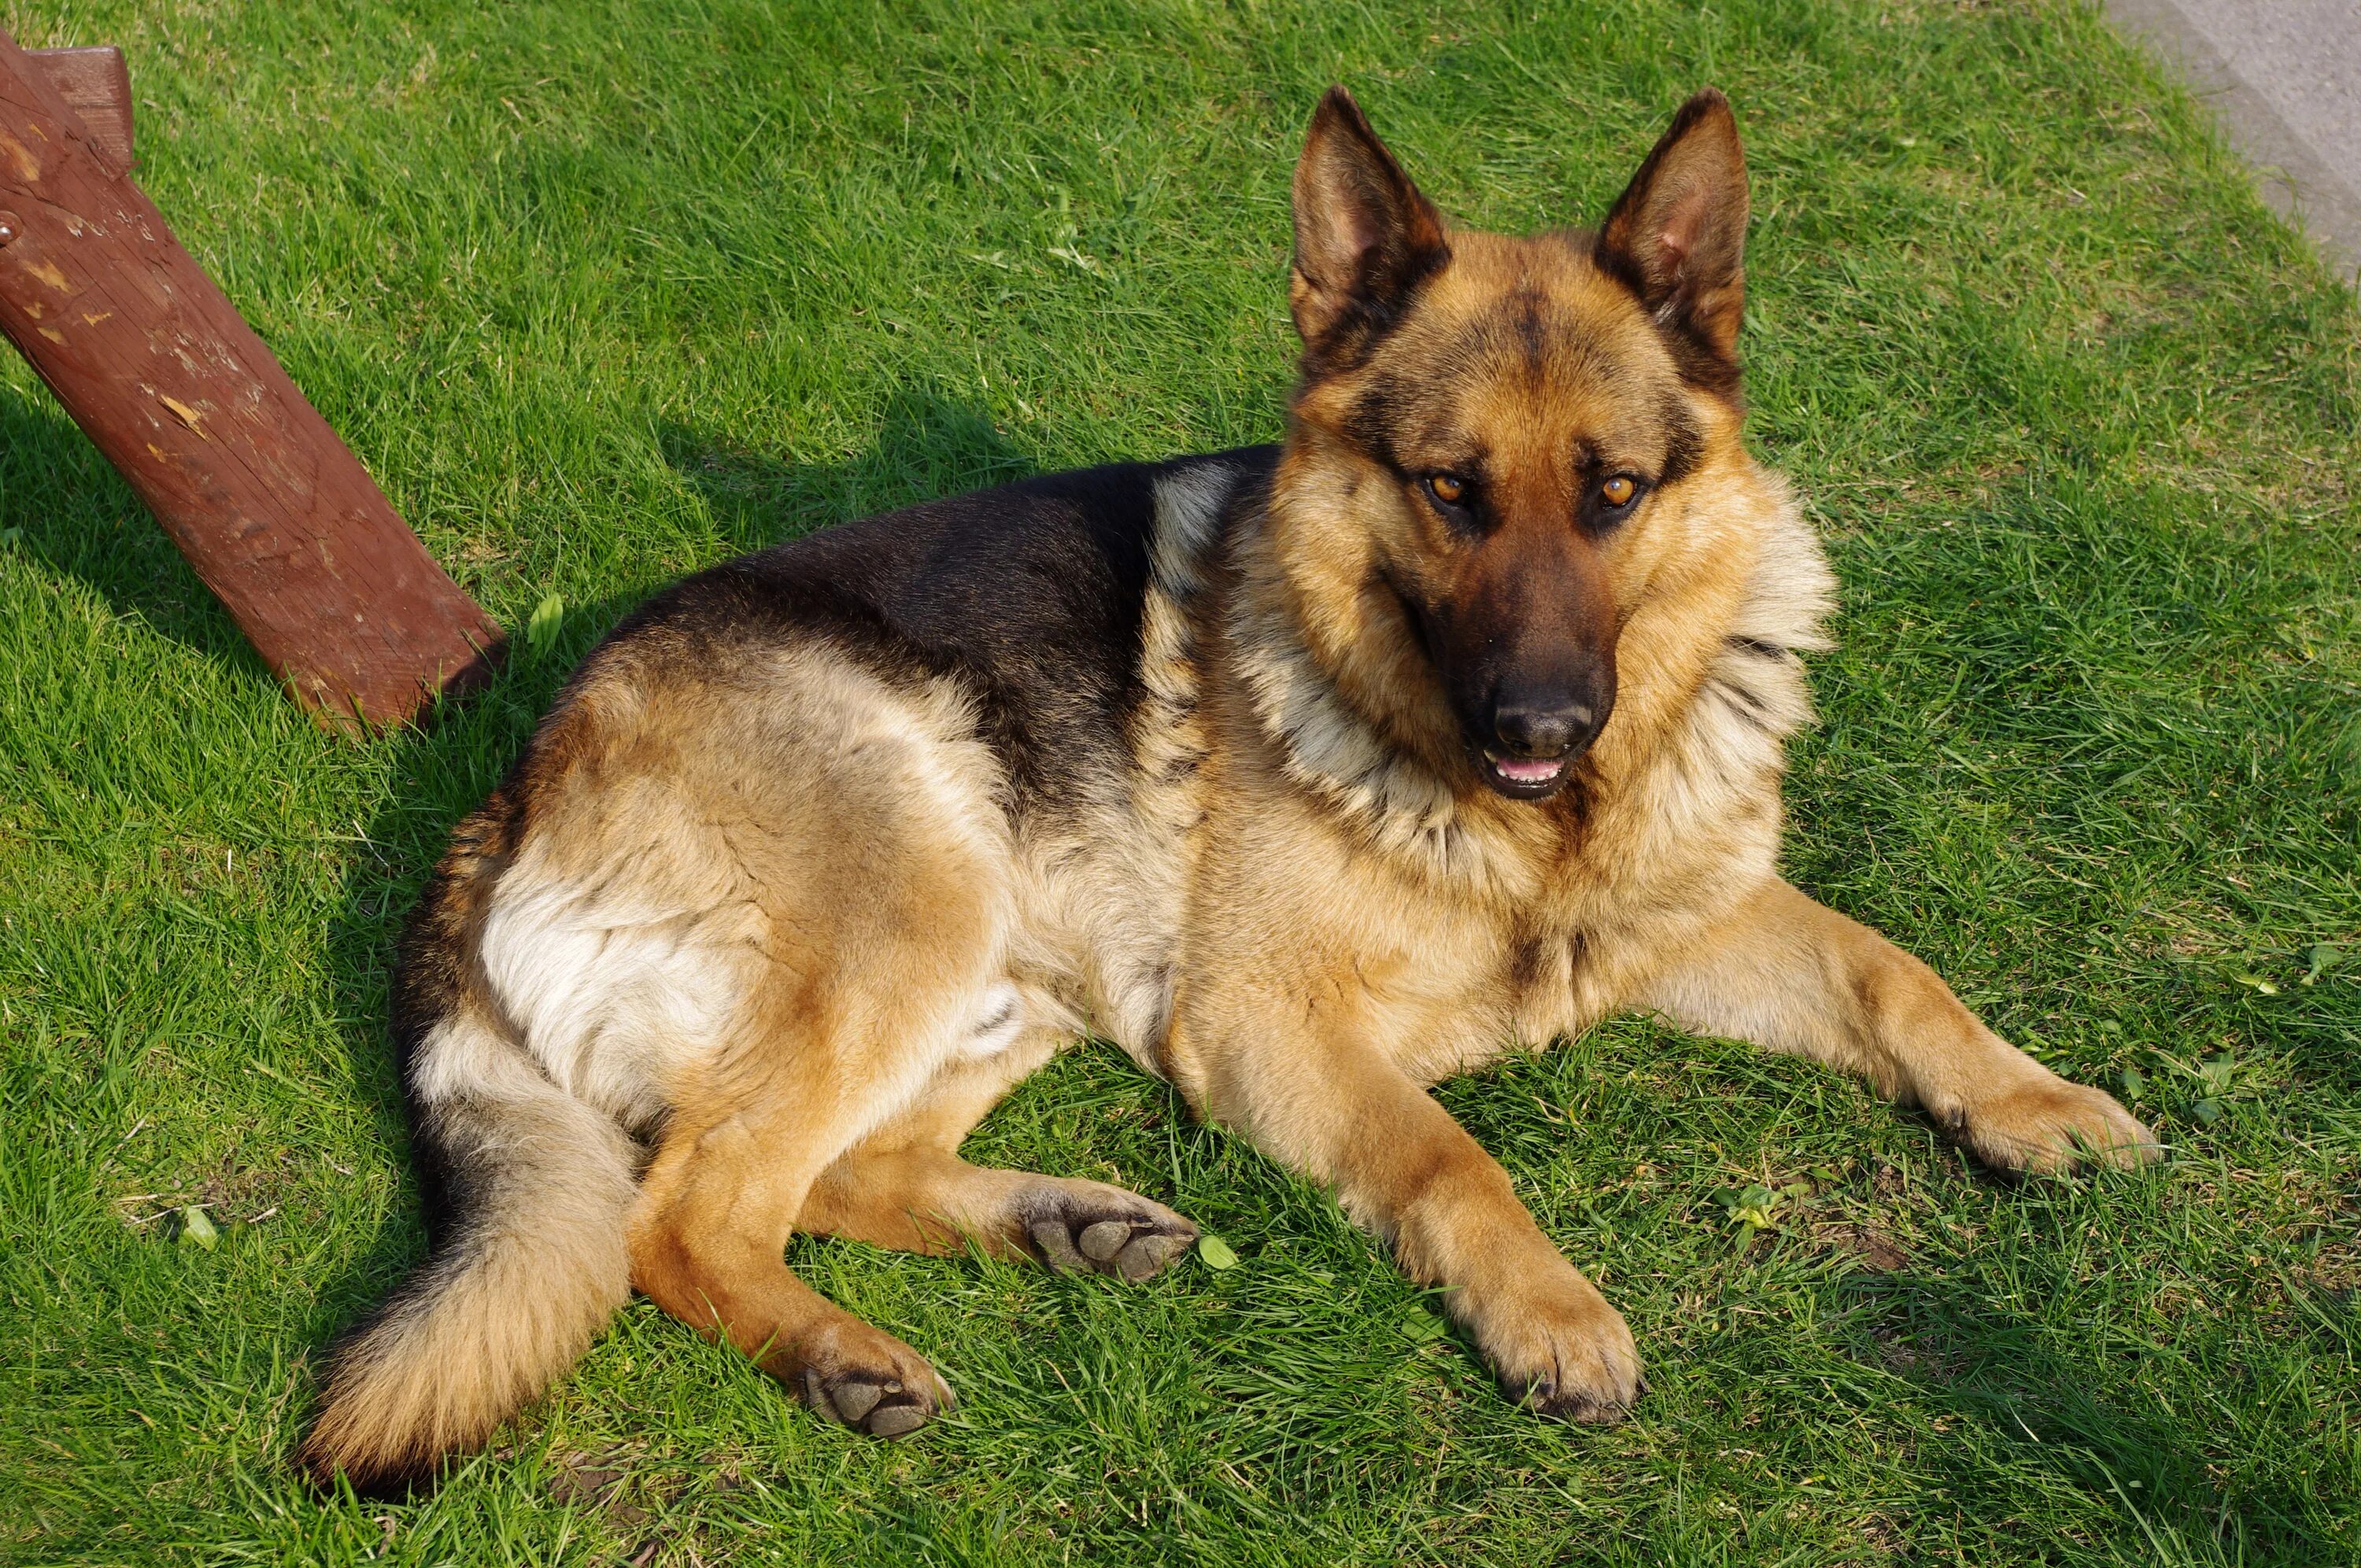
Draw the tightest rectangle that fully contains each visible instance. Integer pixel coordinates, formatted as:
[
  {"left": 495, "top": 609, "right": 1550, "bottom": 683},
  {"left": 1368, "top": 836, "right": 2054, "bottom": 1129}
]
[
  {"left": 26, "top": 48, "right": 133, "bottom": 168},
  {"left": 0, "top": 31, "right": 503, "bottom": 732}
]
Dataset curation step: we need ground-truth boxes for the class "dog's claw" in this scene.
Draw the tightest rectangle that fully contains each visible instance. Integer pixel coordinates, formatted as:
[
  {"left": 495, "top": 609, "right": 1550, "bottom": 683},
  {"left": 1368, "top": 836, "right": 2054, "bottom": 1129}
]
[{"left": 1510, "top": 1370, "right": 1634, "bottom": 1425}]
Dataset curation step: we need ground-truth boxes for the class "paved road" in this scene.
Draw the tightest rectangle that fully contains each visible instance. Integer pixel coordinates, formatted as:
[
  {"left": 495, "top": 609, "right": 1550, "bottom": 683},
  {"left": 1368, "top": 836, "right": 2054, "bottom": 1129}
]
[{"left": 2108, "top": 0, "right": 2361, "bottom": 286}]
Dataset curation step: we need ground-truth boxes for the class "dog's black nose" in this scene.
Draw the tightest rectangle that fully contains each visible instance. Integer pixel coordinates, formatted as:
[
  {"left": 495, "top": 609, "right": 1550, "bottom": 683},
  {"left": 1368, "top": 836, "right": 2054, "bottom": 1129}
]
[{"left": 1493, "top": 701, "right": 1596, "bottom": 759}]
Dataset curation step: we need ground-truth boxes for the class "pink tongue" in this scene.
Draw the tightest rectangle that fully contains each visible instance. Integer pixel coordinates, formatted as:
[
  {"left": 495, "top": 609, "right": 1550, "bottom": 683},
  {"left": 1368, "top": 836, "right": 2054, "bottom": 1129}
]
[{"left": 1494, "top": 758, "right": 1565, "bottom": 784}]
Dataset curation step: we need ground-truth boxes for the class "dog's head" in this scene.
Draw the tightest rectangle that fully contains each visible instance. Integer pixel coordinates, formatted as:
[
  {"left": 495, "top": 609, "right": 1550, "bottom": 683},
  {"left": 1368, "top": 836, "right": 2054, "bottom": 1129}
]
[{"left": 1275, "top": 86, "right": 1751, "bottom": 801}]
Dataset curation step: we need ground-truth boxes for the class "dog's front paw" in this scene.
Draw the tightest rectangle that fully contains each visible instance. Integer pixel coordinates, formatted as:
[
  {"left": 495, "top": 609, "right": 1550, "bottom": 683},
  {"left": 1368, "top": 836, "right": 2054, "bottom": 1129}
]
[
  {"left": 1956, "top": 1075, "right": 2160, "bottom": 1174},
  {"left": 1464, "top": 1264, "right": 1643, "bottom": 1424}
]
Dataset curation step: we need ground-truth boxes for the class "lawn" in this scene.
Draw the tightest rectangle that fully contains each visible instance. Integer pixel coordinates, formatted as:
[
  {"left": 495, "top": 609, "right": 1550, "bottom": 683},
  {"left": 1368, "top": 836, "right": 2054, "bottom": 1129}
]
[{"left": 3, "top": 0, "right": 2357, "bottom": 1562}]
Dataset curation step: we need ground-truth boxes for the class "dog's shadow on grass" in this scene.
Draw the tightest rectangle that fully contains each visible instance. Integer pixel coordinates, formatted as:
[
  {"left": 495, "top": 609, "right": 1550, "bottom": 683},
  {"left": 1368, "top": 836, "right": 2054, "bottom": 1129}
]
[
  {"left": 656, "top": 392, "right": 1036, "bottom": 555},
  {"left": 0, "top": 378, "right": 1034, "bottom": 673},
  {"left": 301, "top": 392, "right": 1041, "bottom": 1404}
]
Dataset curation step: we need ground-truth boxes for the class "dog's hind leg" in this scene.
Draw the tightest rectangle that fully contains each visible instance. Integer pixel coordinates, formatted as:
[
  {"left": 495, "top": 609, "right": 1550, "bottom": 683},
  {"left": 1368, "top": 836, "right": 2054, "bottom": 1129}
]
[
  {"left": 799, "top": 1044, "right": 1199, "bottom": 1282},
  {"left": 623, "top": 835, "right": 1035, "bottom": 1437},
  {"left": 1632, "top": 876, "right": 2160, "bottom": 1172},
  {"left": 629, "top": 1066, "right": 955, "bottom": 1438}
]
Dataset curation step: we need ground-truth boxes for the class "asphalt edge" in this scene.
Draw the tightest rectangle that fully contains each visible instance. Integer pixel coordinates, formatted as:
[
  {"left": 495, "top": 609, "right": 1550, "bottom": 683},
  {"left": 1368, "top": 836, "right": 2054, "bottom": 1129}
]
[{"left": 2103, "top": 0, "right": 2361, "bottom": 291}]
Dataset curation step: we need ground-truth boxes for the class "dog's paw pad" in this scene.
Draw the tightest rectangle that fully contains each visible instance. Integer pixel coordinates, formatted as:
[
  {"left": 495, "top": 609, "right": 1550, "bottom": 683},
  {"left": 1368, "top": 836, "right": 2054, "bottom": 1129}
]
[
  {"left": 791, "top": 1326, "right": 950, "bottom": 1440},
  {"left": 863, "top": 1402, "right": 929, "bottom": 1438},
  {"left": 1077, "top": 1219, "right": 1132, "bottom": 1262},
  {"left": 802, "top": 1369, "right": 941, "bottom": 1439},
  {"left": 1016, "top": 1183, "right": 1198, "bottom": 1282},
  {"left": 1115, "top": 1231, "right": 1186, "bottom": 1281}
]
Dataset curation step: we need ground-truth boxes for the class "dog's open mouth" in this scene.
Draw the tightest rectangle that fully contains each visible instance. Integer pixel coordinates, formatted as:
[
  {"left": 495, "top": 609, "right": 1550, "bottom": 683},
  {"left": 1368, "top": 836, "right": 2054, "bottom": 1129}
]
[{"left": 1482, "top": 753, "right": 1569, "bottom": 798}]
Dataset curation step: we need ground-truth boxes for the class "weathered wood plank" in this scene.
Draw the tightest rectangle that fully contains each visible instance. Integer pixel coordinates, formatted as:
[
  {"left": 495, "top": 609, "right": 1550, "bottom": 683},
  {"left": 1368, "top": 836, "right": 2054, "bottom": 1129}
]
[
  {"left": 27, "top": 46, "right": 133, "bottom": 168},
  {"left": 0, "top": 30, "right": 504, "bottom": 732}
]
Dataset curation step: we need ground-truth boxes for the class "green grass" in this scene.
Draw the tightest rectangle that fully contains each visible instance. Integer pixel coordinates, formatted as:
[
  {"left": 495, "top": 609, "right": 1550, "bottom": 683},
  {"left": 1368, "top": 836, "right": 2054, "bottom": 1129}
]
[{"left": 3, "top": 0, "right": 2357, "bottom": 1562}]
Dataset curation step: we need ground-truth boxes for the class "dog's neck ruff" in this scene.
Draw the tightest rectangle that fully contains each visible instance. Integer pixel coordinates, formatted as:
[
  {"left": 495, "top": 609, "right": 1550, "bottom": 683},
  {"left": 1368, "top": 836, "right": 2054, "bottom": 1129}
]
[
  {"left": 1228, "top": 521, "right": 1495, "bottom": 884},
  {"left": 1229, "top": 469, "right": 1836, "bottom": 895}
]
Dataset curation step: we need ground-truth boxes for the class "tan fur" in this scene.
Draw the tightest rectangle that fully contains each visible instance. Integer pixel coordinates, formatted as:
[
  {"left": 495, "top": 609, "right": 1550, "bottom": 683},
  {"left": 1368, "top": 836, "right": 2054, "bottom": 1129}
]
[
  {"left": 298, "top": 1005, "right": 641, "bottom": 1481},
  {"left": 302, "top": 639, "right": 1199, "bottom": 1485},
  {"left": 1150, "top": 92, "right": 2154, "bottom": 1418},
  {"left": 300, "top": 86, "right": 2155, "bottom": 1488}
]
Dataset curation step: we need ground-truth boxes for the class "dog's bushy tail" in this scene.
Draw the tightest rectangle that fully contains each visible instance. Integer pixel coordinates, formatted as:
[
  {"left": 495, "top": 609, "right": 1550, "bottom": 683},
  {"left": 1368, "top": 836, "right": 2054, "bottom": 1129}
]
[{"left": 296, "top": 1011, "right": 639, "bottom": 1494}]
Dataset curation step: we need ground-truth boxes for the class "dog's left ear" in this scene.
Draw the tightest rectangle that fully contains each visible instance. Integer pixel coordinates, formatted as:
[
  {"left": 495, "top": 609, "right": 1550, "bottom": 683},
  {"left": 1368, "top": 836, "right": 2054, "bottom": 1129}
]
[
  {"left": 1596, "top": 88, "right": 1750, "bottom": 363},
  {"left": 1290, "top": 86, "right": 1450, "bottom": 353}
]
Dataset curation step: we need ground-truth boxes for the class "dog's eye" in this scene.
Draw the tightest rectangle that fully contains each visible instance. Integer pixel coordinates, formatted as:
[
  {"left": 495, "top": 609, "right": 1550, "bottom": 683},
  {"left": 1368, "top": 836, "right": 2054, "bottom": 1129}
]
[
  {"left": 1425, "top": 472, "right": 1469, "bottom": 507},
  {"left": 1599, "top": 474, "right": 1639, "bottom": 508}
]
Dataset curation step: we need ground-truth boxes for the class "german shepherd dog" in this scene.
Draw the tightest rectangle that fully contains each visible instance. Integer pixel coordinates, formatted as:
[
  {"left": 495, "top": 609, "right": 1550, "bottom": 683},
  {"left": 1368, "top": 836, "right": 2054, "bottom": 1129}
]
[{"left": 299, "top": 86, "right": 2156, "bottom": 1491}]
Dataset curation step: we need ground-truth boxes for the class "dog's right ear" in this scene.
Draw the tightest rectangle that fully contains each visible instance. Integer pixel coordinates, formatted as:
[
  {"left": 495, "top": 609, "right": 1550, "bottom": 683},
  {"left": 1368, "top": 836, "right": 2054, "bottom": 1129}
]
[{"left": 1290, "top": 87, "right": 1449, "bottom": 355}]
